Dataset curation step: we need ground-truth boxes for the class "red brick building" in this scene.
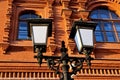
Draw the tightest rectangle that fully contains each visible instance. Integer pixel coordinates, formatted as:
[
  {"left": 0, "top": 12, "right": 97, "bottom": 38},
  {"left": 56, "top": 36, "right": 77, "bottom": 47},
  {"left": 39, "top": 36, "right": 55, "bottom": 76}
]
[{"left": 0, "top": 0, "right": 120, "bottom": 80}]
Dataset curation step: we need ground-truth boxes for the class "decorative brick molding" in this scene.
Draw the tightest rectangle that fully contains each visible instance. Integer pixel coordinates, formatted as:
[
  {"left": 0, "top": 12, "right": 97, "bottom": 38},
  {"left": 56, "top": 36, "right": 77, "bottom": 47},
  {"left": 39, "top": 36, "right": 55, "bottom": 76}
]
[
  {"left": 0, "top": 66, "right": 59, "bottom": 79},
  {"left": 47, "top": 1, "right": 56, "bottom": 53},
  {"left": 0, "top": 66, "right": 119, "bottom": 80},
  {"left": 87, "top": 0, "right": 120, "bottom": 4},
  {"left": 0, "top": 72, "right": 59, "bottom": 80},
  {"left": 2, "top": 0, "right": 13, "bottom": 54},
  {"left": 78, "top": 68, "right": 120, "bottom": 75},
  {"left": 3, "top": 0, "right": 13, "bottom": 42},
  {"left": 86, "top": 0, "right": 120, "bottom": 11}
]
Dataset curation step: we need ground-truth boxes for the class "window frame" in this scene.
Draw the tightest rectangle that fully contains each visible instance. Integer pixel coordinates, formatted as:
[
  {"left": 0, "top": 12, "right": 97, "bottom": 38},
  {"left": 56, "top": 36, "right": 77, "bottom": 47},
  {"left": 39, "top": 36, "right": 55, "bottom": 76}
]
[
  {"left": 90, "top": 8, "right": 120, "bottom": 42},
  {"left": 18, "top": 11, "right": 40, "bottom": 40}
]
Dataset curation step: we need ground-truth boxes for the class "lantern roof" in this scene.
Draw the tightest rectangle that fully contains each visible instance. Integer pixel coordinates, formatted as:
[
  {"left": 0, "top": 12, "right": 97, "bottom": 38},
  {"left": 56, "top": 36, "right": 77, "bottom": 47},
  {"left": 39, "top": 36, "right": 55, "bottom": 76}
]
[
  {"left": 69, "top": 20, "right": 97, "bottom": 39},
  {"left": 27, "top": 18, "right": 52, "bottom": 37}
]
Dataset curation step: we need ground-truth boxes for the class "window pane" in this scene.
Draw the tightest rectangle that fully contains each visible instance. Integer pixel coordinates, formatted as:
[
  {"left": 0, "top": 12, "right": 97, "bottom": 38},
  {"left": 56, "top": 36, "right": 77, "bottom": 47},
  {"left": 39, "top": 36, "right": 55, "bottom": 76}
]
[
  {"left": 90, "top": 10, "right": 98, "bottom": 19},
  {"left": 95, "top": 22, "right": 101, "bottom": 31},
  {"left": 18, "top": 32, "right": 28, "bottom": 39},
  {"left": 100, "top": 14, "right": 109, "bottom": 19},
  {"left": 117, "top": 32, "right": 120, "bottom": 40},
  {"left": 18, "top": 22, "right": 28, "bottom": 39},
  {"left": 99, "top": 9, "right": 109, "bottom": 19},
  {"left": 20, "top": 14, "right": 30, "bottom": 19},
  {"left": 111, "top": 11, "right": 118, "bottom": 19},
  {"left": 106, "top": 32, "right": 116, "bottom": 42},
  {"left": 114, "top": 22, "right": 120, "bottom": 31},
  {"left": 103, "top": 22, "right": 113, "bottom": 31},
  {"left": 20, "top": 14, "right": 39, "bottom": 19},
  {"left": 95, "top": 31, "right": 104, "bottom": 42},
  {"left": 114, "top": 22, "right": 120, "bottom": 41},
  {"left": 19, "top": 22, "right": 27, "bottom": 30},
  {"left": 91, "top": 13, "right": 98, "bottom": 19},
  {"left": 18, "top": 12, "right": 40, "bottom": 39},
  {"left": 18, "top": 34, "right": 28, "bottom": 39}
]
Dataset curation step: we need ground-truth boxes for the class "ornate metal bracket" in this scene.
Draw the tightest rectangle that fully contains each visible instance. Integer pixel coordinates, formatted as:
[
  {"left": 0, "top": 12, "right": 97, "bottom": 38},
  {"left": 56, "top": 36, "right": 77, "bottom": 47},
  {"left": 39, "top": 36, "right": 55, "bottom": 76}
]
[{"left": 34, "top": 41, "right": 93, "bottom": 80}]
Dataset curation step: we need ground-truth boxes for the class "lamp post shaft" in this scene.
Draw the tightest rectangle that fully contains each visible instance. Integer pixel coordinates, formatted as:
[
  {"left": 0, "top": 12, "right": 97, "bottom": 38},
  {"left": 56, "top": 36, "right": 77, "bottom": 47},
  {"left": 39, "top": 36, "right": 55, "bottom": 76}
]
[
  {"left": 60, "top": 41, "right": 73, "bottom": 80},
  {"left": 62, "top": 60, "right": 71, "bottom": 80}
]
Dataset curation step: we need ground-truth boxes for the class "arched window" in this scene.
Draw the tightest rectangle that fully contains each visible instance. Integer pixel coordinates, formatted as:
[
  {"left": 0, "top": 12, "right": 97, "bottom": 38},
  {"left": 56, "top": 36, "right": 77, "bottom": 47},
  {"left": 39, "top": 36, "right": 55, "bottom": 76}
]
[
  {"left": 18, "top": 10, "right": 40, "bottom": 39},
  {"left": 90, "top": 8, "right": 120, "bottom": 42}
]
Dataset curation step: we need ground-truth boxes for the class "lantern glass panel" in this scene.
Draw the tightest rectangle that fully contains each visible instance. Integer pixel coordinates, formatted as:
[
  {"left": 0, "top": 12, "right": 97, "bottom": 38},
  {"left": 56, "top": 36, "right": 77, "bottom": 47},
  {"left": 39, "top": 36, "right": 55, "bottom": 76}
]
[
  {"left": 79, "top": 29, "right": 93, "bottom": 46},
  {"left": 32, "top": 25, "right": 48, "bottom": 45},
  {"left": 74, "top": 30, "right": 82, "bottom": 52}
]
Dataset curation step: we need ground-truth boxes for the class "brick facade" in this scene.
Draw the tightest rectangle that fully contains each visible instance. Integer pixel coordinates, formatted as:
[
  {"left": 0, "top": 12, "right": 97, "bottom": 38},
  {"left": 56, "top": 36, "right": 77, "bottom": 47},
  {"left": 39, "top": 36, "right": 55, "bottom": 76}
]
[{"left": 0, "top": 0, "right": 120, "bottom": 79}]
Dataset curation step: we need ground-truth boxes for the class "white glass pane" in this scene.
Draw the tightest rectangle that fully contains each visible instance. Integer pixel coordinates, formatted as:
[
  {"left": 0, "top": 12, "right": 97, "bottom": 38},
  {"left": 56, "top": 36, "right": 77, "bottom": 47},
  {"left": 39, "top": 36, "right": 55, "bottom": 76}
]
[
  {"left": 32, "top": 26, "right": 48, "bottom": 45},
  {"left": 79, "top": 29, "right": 93, "bottom": 46},
  {"left": 74, "top": 30, "right": 82, "bottom": 52}
]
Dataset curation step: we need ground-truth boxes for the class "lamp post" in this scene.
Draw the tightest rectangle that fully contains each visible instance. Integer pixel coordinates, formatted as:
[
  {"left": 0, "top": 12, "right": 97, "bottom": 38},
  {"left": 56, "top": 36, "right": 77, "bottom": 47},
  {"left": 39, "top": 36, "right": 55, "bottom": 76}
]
[{"left": 28, "top": 19, "right": 97, "bottom": 80}]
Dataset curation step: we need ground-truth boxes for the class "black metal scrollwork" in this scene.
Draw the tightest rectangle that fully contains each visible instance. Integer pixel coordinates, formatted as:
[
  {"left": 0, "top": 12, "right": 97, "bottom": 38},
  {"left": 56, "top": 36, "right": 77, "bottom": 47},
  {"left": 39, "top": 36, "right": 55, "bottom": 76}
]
[{"left": 34, "top": 41, "right": 93, "bottom": 80}]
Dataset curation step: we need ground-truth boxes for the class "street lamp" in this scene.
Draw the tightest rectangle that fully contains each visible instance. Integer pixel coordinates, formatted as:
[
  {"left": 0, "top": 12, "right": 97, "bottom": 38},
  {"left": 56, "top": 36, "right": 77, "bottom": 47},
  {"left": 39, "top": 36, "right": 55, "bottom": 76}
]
[
  {"left": 69, "top": 19, "right": 97, "bottom": 67},
  {"left": 28, "top": 18, "right": 52, "bottom": 52},
  {"left": 69, "top": 19, "right": 97, "bottom": 53},
  {"left": 28, "top": 19, "right": 97, "bottom": 80}
]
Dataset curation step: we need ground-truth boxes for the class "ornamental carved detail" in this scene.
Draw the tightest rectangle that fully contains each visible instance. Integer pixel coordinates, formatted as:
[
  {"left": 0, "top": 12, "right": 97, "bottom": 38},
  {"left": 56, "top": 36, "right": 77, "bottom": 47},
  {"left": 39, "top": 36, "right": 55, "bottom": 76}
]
[{"left": 2, "top": 0, "right": 13, "bottom": 53}]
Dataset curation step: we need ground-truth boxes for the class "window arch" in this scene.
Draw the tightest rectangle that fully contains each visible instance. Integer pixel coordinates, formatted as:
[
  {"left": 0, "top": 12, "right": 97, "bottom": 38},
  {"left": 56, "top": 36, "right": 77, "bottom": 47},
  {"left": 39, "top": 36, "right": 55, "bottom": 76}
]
[
  {"left": 90, "top": 8, "right": 120, "bottom": 42},
  {"left": 18, "top": 10, "right": 40, "bottom": 39}
]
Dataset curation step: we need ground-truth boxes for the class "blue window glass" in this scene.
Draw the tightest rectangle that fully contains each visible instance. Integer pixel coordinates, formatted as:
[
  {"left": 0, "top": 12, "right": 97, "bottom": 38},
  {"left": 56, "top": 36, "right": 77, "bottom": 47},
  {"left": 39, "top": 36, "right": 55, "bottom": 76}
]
[
  {"left": 95, "top": 25, "right": 101, "bottom": 31},
  {"left": 18, "top": 11, "right": 40, "bottom": 39},
  {"left": 106, "top": 32, "right": 116, "bottom": 42},
  {"left": 90, "top": 14, "right": 98, "bottom": 19},
  {"left": 111, "top": 12, "right": 119, "bottom": 19},
  {"left": 20, "top": 13, "right": 39, "bottom": 19},
  {"left": 18, "top": 22, "right": 28, "bottom": 39},
  {"left": 95, "top": 31, "right": 104, "bottom": 42},
  {"left": 103, "top": 22, "right": 112, "bottom": 31},
  {"left": 90, "top": 10, "right": 98, "bottom": 19},
  {"left": 117, "top": 32, "right": 120, "bottom": 40},
  {"left": 114, "top": 22, "right": 120, "bottom": 40},
  {"left": 99, "top": 9, "right": 109, "bottom": 19},
  {"left": 90, "top": 8, "right": 120, "bottom": 42},
  {"left": 114, "top": 22, "right": 120, "bottom": 31},
  {"left": 20, "top": 14, "right": 30, "bottom": 19}
]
